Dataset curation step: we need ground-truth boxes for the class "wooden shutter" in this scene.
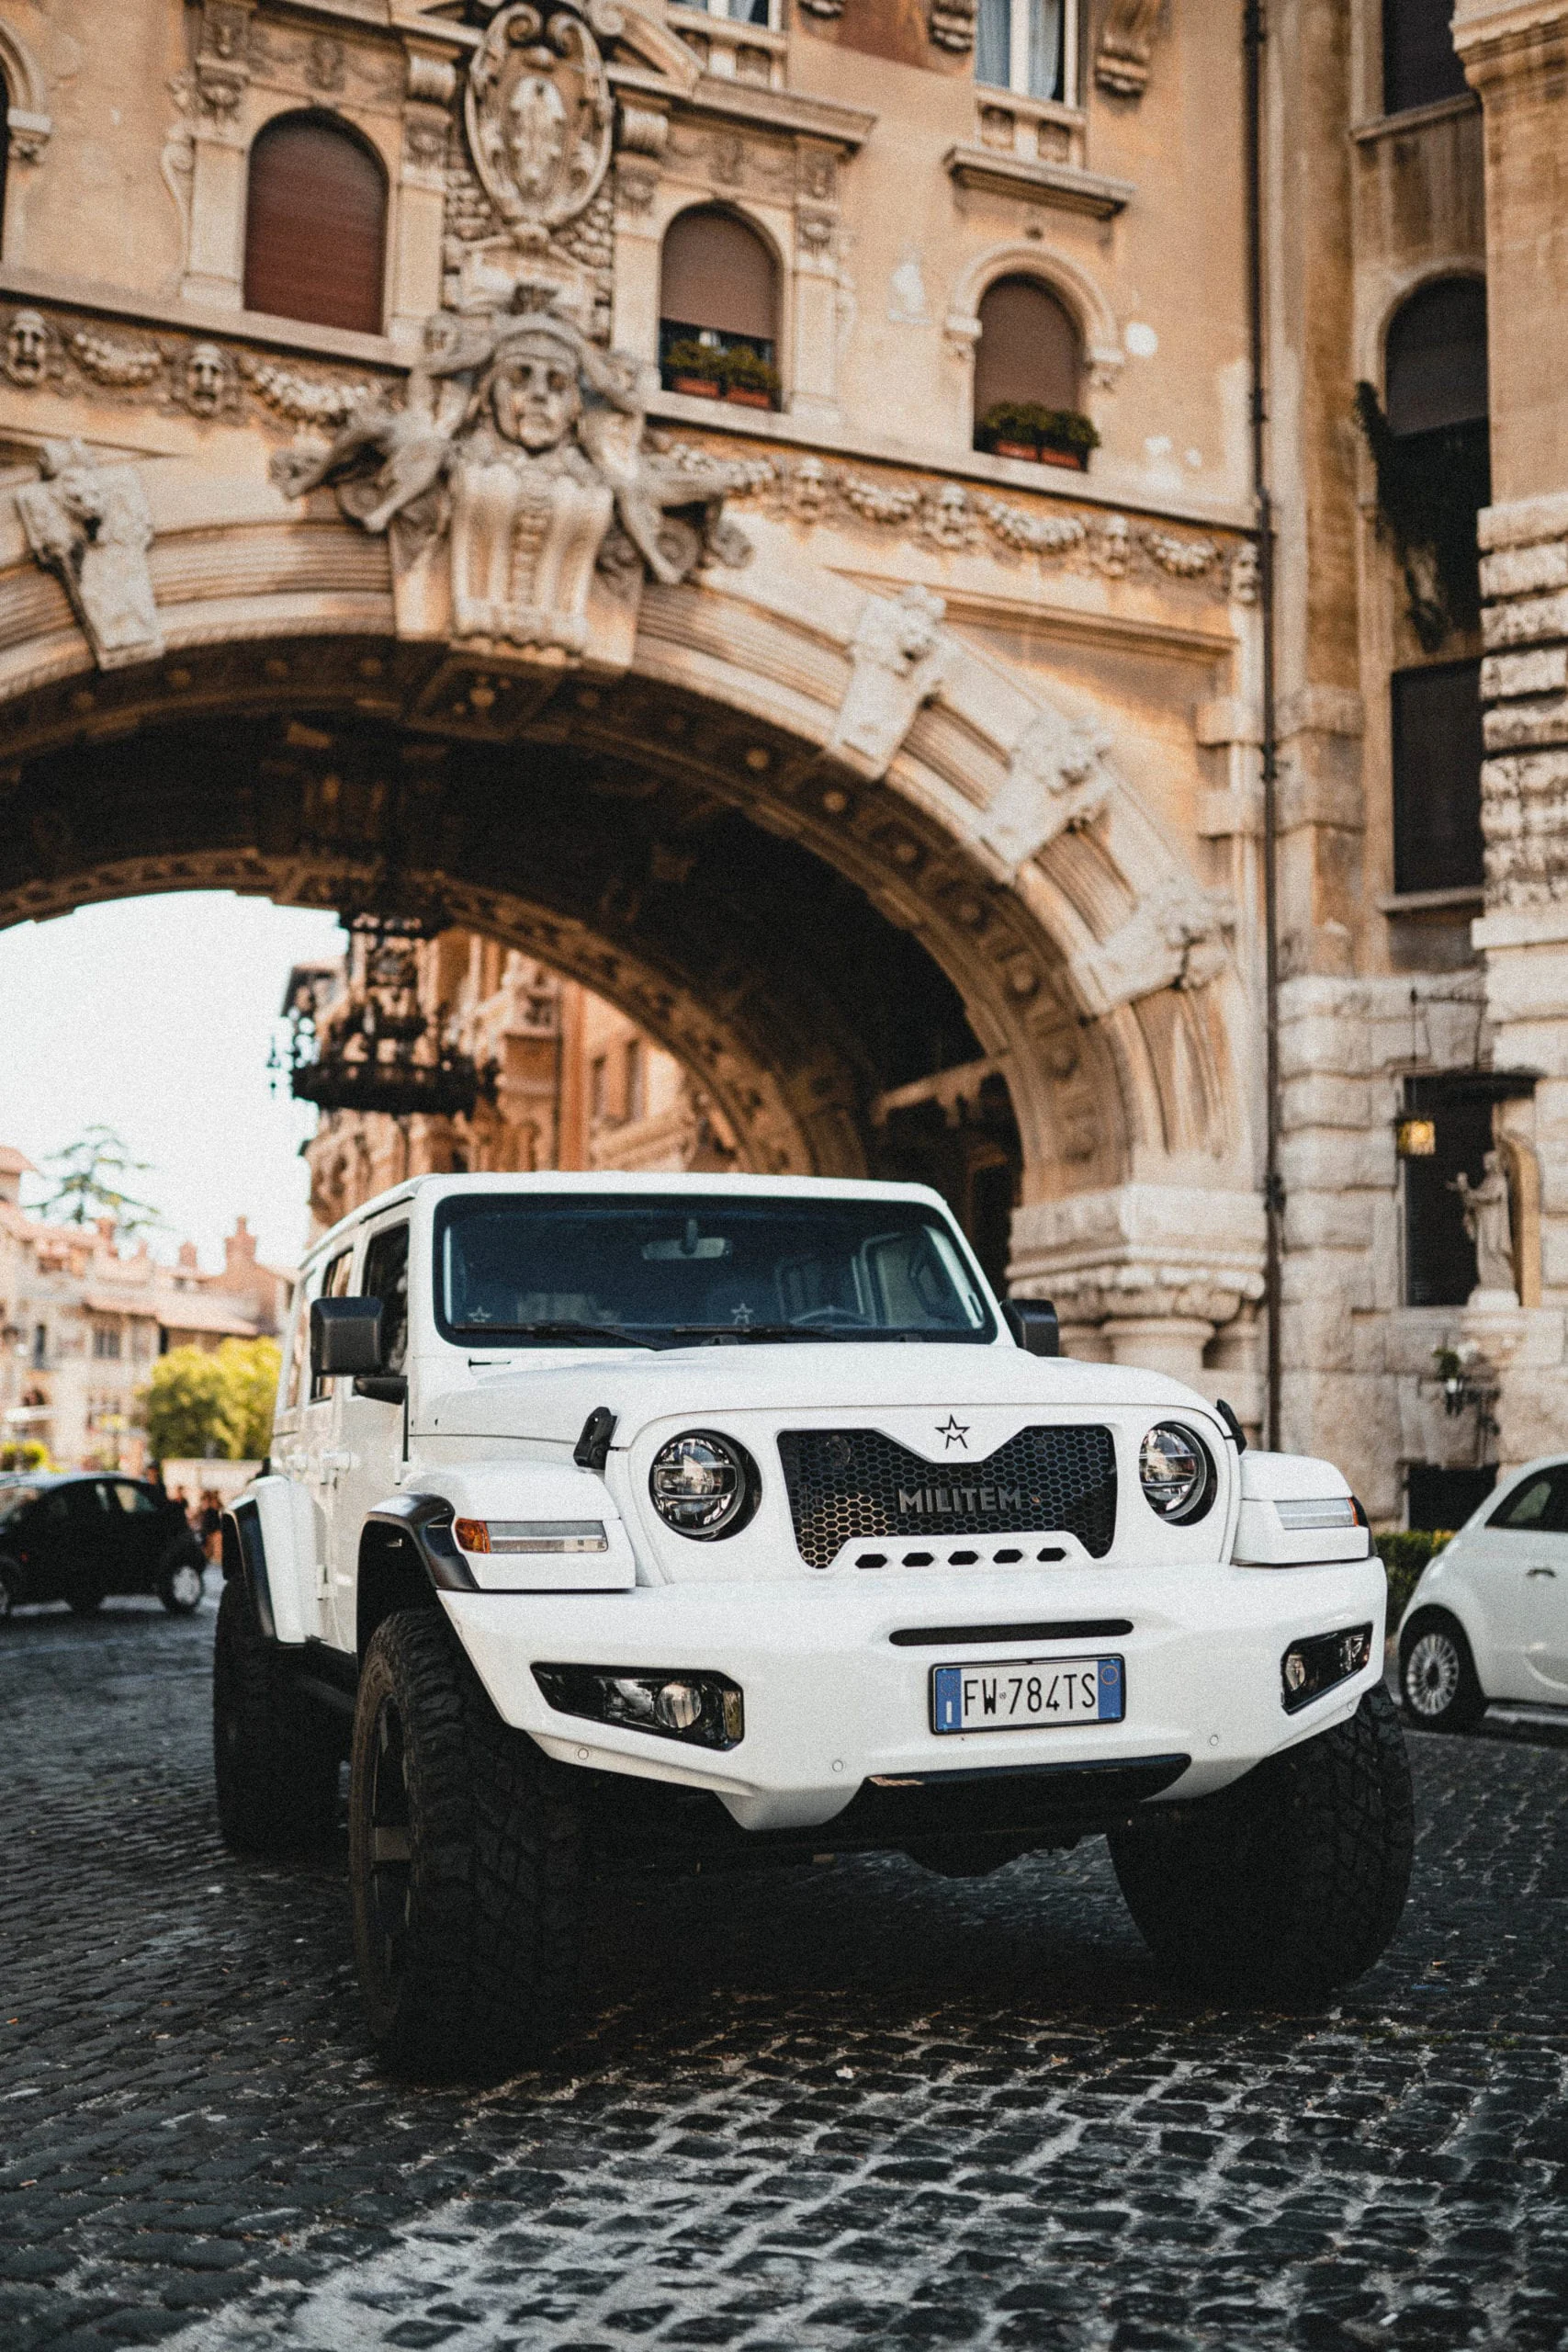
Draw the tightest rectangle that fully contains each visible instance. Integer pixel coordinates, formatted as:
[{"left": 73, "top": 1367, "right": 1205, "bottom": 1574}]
[
  {"left": 660, "top": 209, "right": 777, "bottom": 342},
  {"left": 973, "top": 277, "right": 1080, "bottom": 416},
  {"left": 244, "top": 113, "right": 387, "bottom": 335}
]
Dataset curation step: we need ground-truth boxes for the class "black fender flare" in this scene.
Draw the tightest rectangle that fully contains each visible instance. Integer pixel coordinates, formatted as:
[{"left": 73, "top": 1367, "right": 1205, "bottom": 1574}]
[
  {"left": 220, "top": 1500, "right": 276, "bottom": 1641},
  {"left": 361, "top": 1492, "right": 479, "bottom": 1594}
]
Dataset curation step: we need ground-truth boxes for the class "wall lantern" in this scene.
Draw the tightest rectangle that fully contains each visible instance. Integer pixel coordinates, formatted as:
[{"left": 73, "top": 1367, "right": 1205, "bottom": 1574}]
[{"left": 1396, "top": 1117, "right": 1437, "bottom": 1158}]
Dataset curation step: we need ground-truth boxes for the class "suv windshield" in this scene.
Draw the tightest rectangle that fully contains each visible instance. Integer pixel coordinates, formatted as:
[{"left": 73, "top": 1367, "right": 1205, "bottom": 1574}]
[{"left": 435, "top": 1193, "right": 997, "bottom": 1348}]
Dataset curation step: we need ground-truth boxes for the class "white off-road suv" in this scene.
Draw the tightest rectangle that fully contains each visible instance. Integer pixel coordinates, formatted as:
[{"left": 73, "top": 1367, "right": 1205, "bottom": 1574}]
[{"left": 215, "top": 1173, "right": 1410, "bottom": 2067}]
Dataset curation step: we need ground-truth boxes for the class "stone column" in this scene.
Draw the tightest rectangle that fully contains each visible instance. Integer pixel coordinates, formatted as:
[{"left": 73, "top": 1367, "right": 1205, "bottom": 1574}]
[
  {"left": 1009, "top": 1183, "right": 1267, "bottom": 1407},
  {"left": 1453, "top": 1, "right": 1568, "bottom": 1465},
  {"left": 178, "top": 2, "right": 254, "bottom": 311}
]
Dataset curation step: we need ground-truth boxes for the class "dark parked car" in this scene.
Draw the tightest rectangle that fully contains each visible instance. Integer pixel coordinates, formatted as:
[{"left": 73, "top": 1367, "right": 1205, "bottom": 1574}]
[{"left": 0, "top": 1474, "right": 208, "bottom": 1619}]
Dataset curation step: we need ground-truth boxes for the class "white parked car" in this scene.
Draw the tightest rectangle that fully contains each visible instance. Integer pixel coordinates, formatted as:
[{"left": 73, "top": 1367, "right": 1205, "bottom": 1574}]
[
  {"left": 215, "top": 1174, "right": 1409, "bottom": 2067},
  {"left": 1398, "top": 1456, "right": 1568, "bottom": 1729}
]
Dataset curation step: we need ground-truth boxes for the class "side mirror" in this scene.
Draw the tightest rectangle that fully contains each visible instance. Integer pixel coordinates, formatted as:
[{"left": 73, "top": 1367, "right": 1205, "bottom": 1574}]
[
  {"left": 1002, "top": 1298, "right": 1060, "bottom": 1358},
  {"left": 310, "top": 1296, "right": 382, "bottom": 1379}
]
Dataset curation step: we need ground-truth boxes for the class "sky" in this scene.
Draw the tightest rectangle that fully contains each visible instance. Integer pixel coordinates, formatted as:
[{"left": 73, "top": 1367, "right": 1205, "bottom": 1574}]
[{"left": 0, "top": 892, "right": 348, "bottom": 1274}]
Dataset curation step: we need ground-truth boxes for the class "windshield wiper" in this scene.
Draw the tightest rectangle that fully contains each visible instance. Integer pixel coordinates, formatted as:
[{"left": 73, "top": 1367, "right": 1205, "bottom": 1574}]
[
  {"left": 667, "top": 1323, "right": 874, "bottom": 1344},
  {"left": 456, "top": 1321, "right": 660, "bottom": 1350}
]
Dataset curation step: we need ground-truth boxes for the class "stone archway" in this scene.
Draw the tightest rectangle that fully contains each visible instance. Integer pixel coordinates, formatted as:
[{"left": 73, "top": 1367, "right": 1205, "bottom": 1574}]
[{"left": 0, "top": 456, "right": 1264, "bottom": 1381}]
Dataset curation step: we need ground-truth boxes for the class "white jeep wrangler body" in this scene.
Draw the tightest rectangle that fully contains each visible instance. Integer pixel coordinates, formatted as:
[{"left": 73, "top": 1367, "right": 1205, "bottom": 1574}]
[{"left": 216, "top": 1173, "right": 1409, "bottom": 2061}]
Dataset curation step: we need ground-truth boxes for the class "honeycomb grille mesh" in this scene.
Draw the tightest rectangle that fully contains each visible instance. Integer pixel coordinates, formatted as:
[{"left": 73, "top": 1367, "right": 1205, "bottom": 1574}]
[{"left": 776, "top": 1425, "right": 1118, "bottom": 1570}]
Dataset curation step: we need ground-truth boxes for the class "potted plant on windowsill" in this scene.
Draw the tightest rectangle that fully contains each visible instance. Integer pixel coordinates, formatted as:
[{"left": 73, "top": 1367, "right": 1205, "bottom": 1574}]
[
  {"left": 721, "top": 344, "right": 782, "bottom": 412},
  {"left": 662, "top": 338, "right": 724, "bottom": 400},
  {"left": 976, "top": 402, "right": 1100, "bottom": 470}
]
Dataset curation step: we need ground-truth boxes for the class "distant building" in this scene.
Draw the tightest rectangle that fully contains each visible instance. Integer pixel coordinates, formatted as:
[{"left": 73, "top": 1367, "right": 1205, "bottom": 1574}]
[
  {"left": 0, "top": 1156, "right": 293, "bottom": 1473},
  {"left": 294, "top": 941, "right": 737, "bottom": 1239}
]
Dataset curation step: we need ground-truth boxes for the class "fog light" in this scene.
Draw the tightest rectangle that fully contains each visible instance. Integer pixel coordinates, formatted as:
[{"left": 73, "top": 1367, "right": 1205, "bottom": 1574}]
[
  {"left": 1280, "top": 1623, "right": 1374, "bottom": 1714},
  {"left": 533, "top": 1663, "right": 744, "bottom": 1750}
]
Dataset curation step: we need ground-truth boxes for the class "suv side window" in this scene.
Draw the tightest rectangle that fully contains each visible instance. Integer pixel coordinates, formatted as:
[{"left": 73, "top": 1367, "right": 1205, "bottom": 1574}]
[
  {"left": 360, "top": 1224, "right": 410, "bottom": 1374},
  {"left": 309, "top": 1249, "right": 355, "bottom": 1400},
  {"left": 282, "top": 1268, "right": 318, "bottom": 1415},
  {"left": 110, "top": 1481, "right": 157, "bottom": 1515},
  {"left": 1488, "top": 1466, "right": 1568, "bottom": 1533}
]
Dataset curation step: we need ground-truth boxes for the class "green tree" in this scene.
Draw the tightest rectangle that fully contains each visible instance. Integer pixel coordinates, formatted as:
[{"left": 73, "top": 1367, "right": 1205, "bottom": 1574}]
[
  {"left": 141, "top": 1338, "right": 281, "bottom": 1463},
  {"left": 43, "top": 1125, "right": 160, "bottom": 1238}
]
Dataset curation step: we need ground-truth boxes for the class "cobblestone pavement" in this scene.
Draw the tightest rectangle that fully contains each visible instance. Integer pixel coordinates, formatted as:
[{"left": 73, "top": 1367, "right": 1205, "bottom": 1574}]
[{"left": 2, "top": 1599, "right": 1565, "bottom": 2352}]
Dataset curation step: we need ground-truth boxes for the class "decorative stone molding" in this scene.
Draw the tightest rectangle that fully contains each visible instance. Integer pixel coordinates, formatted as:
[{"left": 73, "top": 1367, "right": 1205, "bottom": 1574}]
[
  {"left": 929, "top": 0, "right": 978, "bottom": 51},
  {"left": 943, "top": 146, "right": 1134, "bottom": 220},
  {"left": 1477, "top": 491, "right": 1568, "bottom": 906},
  {"left": 945, "top": 242, "right": 1124, "bottom": 396},
  {"left": 0, "top": 19, "right": 53, "bottom": 161},
  {"left": 1094, "top": 0, "right": 1165, "bottom": 98},
  {"left": 1010, "top": 1182, "right": 1268, "bottom": 1359},
  {"left": 1067, "top": 876, "right": 1236, "bottom": 1015},
  {"left": 826, "top": 585, "right": 953, "bottom": 777},
  {"left": 465, "top": 1, "right": 615, "bottom": 250},
  {"left": 0, "top": 302, "right": 382, "bottom": 425},
  {"left": 15, "top": 442, "right": 164, "bottom": 671},
  {"left": 616, "top": 97, "right": 670, "bottom": 158}
]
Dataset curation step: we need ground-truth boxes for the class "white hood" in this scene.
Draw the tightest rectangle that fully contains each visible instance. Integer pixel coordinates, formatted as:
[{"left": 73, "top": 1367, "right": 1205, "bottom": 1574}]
[{"left": 422, "top": 1340, "right": 1210, "bottom": 1449}]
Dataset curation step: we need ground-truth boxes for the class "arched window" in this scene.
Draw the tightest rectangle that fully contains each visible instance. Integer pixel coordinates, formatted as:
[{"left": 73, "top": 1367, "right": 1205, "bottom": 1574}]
[
  {"left": 659, "top": 207, "right": 780, "bottom": 410},
  {"left": 243, "top": 112, "right": 387, "bottom": 334},
  {"left": 973, "top": 276, "right": 1090, "bottom": 465},
  {"left": 1382, "top": 0, "right": 1468, "bottom": 118},
  {"left": 976, "top": 0, "right": 1066, "bottom": 100},
  {"left": 1385, "top": 276, "right": 1487, "bottom": 436},
  {"left": 1382, "top": 280, "right": 1490, "bottom": 907},
  {"left": 0, "top": 69, "right": 11, "bottom": 257}
]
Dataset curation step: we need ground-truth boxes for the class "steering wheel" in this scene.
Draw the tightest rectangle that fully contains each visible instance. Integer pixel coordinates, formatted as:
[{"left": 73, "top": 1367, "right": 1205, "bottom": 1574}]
[{"left": 793, "top": 1306, "right": 875, "bottom": 1329}]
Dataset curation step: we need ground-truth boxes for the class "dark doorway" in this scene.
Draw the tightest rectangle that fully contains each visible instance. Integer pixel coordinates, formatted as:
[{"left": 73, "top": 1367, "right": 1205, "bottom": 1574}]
[{"left": 1406, "top": 1462, "right": 1495, "bottom": 1532}]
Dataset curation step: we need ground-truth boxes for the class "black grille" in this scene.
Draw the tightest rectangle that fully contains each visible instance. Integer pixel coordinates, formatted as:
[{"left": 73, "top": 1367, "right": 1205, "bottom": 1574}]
[{"left": 776, "top": 1426, "right": 1117, "bottom": 1570}]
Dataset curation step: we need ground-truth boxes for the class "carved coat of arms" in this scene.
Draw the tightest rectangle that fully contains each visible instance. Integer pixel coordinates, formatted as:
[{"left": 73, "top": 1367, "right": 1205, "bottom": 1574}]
[{"left": 466, "top": 1, "right": 615, "bottom": 249}]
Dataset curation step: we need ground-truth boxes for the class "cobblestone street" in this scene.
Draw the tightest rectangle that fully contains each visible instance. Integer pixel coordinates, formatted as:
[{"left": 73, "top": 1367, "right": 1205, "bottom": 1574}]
[{"left": 1, "top": 1596, "right": 1564, "bottom": 2352}]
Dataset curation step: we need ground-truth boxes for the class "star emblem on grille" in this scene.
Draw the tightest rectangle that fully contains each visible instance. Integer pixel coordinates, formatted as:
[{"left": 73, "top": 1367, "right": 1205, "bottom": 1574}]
[{"left": 936, "top": 1414, "right": 969, "bottom": 1449}]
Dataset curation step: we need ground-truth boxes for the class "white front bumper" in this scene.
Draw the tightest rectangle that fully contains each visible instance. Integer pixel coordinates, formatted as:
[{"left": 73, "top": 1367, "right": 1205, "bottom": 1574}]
[{"left": 444, "top": 1555, "right": 1387, "bottom": 1832}]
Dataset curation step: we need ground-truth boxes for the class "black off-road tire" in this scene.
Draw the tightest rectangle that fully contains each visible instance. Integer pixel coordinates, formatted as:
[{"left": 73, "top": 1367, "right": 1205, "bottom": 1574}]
[
  {"left": 212, "top": 1573, "right": 341, "bottom": 1851},
  {"left": 349, "top": 1608, "right": 582, "bottom": 2075},
  {"left": 157, "top": 1545, "right": 207, "bottom": 1615},
  {"left": 1399, "top": 1609, "right": 1487, "bottom": 1733},
  {"left": 1109, "top": 1685, "right": 1414, "bottom": 2006}
]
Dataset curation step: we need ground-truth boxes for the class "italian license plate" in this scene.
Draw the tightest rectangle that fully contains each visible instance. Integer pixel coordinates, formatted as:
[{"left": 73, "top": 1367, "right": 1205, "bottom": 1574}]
[{"left": 931, "top": 1656, "right": 1124, "bottom": 1735}]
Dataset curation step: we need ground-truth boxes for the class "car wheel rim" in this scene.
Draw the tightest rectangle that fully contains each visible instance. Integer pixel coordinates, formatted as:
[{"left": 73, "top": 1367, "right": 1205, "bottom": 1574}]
[
  {"left": 1405, "top": 1630, "right": 1461, "bottom": 1718},
  {"left": 368, "top": 1696, "right": 413, "bottom": 1992},
  {"left": 171, "top": 1565, "right": 204, "bottom": 1608}
]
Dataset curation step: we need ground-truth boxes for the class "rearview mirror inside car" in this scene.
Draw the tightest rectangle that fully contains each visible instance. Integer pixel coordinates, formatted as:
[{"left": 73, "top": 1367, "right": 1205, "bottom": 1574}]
[{"left": 310, "top": 1296, "right": 383, "bottom": 1378}]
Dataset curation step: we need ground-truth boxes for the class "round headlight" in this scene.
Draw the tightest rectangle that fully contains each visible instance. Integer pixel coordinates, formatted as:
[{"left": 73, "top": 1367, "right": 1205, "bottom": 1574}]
[
  {"left": 1139, "top": 1423, "right": 1214, "bottom": 1524},
  {"left": 649, "top": 1430, "right": 759, "bottom": 1540}
]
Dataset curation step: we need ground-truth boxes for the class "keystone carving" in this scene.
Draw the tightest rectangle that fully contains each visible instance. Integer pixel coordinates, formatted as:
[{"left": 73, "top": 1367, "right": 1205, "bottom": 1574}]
[
  {"left": 16, "top": 439, "right": 164, "bottom": 671},
  {"left": 271, "top": 300, "right": 754, "bottom": 668},
  {"left": 978, "top": 716, "right": 1113, "bottom": 872},
  {"left": 826, "top": 585, "right": 952, "bottom": 777},
  {"left": 1094, "top": 0, "right": 1163, "bottom": 97},
  {"left": 465, "top": 0, "right": 615, "bottom": 251},
  {"left": 1067, "top": 876, "right": 1235, "bottom": 1015}
]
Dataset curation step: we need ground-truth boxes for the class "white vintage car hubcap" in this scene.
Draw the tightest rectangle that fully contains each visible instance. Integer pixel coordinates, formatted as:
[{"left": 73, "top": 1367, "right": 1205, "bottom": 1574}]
[{"left": 1404, "top": 1629, "right": 1461, "bottom": 1718}]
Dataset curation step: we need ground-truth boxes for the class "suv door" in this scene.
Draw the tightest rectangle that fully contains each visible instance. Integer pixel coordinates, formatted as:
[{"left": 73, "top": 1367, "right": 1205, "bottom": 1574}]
[
  {"left": 331, "top": 1219, "right": 411, "bottom": 1643},
  {"left": 299, "top": 1247, "right": 355, "bottom": 1646}
]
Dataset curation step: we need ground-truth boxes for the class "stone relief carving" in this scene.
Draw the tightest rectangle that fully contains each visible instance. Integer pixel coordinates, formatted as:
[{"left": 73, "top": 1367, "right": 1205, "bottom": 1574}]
[
  {"left": 655, "top": 443, "right": 1236, "bottom": 595},
  {"left": 5, "top": 309, "right": 58, "bottom": 388},
  {"left": 1068, "top": 876, "right": 1236, "bottom": 1014},
  {"left": 182, "top": 341, "right": 237, "bottom": 418},
  {"left": 929, "top": 0, "right": 978, "bottom": 53},
  {"left": 1450, "top": 1152, "right": 1517, "bottom": 1298},
  {"left": 70, "top": 330, "right": 163, "bottom": 389},
  {"left": 243, "top": 359, "right": 376, "bottom": 427},
  {"left": 465, "top": 0, "right": 615, "bottom": 249},
  {"left": 978, "top": 716, "right": 1113, "bottom": 871},
  {"left": 271, "top": 301, "right": 753, "bottom": 668},
  {"left": 827, "top": 585, "right": 952, "bottom": 777},
  {"left": 1095, "top": 0, "right": 1164, "bottom": 97},
  {"left": 16, "top": 439, "right": 164, "bottom": 670}
]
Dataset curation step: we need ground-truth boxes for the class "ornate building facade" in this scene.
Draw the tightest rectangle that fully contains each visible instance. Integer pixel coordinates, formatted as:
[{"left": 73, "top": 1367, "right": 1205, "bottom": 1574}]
[{"left": 0, "top": 0, "right": 1558, "bottom": 1523}]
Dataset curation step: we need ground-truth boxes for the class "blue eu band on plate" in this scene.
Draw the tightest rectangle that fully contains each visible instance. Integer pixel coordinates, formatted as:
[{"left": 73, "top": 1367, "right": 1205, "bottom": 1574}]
[{"left": 931, "top": 1656, "right": 1124, "bottom": 1734}]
